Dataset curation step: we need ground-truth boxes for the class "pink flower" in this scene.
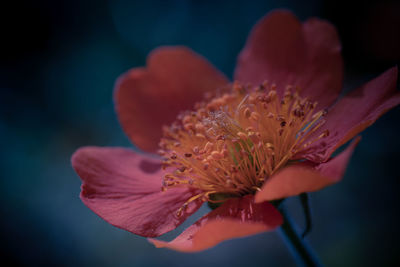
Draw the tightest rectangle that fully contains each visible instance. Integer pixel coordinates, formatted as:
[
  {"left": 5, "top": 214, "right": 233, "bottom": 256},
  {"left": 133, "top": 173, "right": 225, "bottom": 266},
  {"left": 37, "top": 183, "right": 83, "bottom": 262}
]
[{"left": 71, "top": 10, "right": 400, "bottom": 252}]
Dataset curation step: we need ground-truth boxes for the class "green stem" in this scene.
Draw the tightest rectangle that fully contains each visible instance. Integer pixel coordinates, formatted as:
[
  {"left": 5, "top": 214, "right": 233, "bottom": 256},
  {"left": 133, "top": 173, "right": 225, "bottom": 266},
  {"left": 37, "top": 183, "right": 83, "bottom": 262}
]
[
  {"left": 278, "top": 206, "right": 322, "bottom": 267},
  {"left": 299, "top": 193, "right": 312, "bottom": 238}
]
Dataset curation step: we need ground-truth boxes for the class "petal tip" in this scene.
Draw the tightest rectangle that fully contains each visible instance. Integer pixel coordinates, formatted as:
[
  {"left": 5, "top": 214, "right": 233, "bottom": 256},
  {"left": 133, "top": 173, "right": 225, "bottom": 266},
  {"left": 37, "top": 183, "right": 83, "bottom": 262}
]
[
  {"left": 148, "top": 238, "right": 164, "bottom": 248},
  {"left": 254, "top": 193, "right": 265, "bottom": 204},
  {"left": 263, "top": 9, "right": 298, "bottom": 21},
  {"left": 113, "top": 46, "right": 228, "bottom": 153},
  {"left": 71, "top": 146, "right": 96, "bottom": 170}
]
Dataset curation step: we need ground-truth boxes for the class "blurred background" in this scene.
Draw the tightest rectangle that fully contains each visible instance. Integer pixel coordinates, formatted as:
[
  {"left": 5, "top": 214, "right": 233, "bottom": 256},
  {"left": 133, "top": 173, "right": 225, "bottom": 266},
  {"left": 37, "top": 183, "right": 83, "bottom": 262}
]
[{"left": 1, "top": 0, "right": 399, "bottom": 266}]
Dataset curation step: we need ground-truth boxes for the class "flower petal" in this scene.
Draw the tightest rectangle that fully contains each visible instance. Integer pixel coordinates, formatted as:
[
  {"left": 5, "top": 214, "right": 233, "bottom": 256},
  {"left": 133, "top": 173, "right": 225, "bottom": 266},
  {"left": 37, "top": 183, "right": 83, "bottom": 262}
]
[
  {"left": 298, "top": 67, "right": 400, "bottom": 162},
  {"left": 148, "top": 195, "right": 283, "bottom": 252},
  {"left": 71, "top": 146, "right": 202, "bottom": 237},
  {"left": 115, "top": 46, "right": 229, "bottom": 152},
  {"left": 235, "top": 10, "right": 343, "bottom": 109},
  {"left": 255, "top": 137, "right": 360, "bottom": 203}
]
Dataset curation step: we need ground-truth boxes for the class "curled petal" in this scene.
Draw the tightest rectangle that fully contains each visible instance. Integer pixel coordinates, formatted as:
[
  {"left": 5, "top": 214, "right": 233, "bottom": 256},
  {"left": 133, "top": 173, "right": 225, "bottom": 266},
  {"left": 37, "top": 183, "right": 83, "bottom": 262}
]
[
  {"left": 71, "top": 147, "right": 202, "bottom": 237},
  {"left": 149, "top": 195, "right": 283, "bottom": 252},
  {"left": 235, "top": 10, "right": 343, "bottom": 109},
  {"left": 255, "top": 137, "right": 360, "bottom": 202},
  {"left": 115, "top": 46, "right": 229, "bottom": 152},
  {"left": 298, "top": 67, "right": 400, "bottom": 162}
]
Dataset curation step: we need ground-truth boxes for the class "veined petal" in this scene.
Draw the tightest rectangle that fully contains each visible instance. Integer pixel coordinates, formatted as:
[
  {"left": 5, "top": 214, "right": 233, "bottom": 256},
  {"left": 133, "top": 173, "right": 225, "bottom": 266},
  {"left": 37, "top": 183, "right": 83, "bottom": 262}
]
[
  {"left": 71, "top": 147, "right": 202, "bottom": 237},
  {"left": 255, "top": 137, "right": 360, "bottom": 202},
  {"left": 115, "top": 46, "right": 229, "bottom": 153},
  {"left": 298, "top": 67, "right": 400, "bottom": 162},
  {"left": 235, "top": 10, "right": 343, "bottom": 109},
  {"left": 149, "top": 195, "right": 283, "bottom": 252}
]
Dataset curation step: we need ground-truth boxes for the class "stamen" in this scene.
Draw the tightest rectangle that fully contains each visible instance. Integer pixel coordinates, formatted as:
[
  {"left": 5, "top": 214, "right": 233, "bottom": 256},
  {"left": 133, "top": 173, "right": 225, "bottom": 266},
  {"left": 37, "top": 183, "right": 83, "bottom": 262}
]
[{"left": 160, "top": 81, "right": 329, "bottom": 210}]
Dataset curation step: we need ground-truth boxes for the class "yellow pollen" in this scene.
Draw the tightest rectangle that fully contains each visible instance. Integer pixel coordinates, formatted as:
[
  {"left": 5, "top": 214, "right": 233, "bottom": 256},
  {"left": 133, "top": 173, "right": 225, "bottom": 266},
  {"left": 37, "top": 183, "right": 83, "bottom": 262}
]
[{"left": 159, "top": 81, "right": 328, "bottom": 215}]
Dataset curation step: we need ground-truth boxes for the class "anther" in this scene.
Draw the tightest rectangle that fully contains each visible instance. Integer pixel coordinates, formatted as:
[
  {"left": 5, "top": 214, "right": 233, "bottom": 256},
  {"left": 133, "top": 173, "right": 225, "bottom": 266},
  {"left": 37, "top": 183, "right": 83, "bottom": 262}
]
[
  {"left": 237, "top": 132, "right": 248, "bottom": 140},
  {"left": 204, "top": 142, "right": 214, "bottom": 153},
  {"left": 248, "top": 132, "right": 260, "bottom": 143},
  {"left": 196, "top": 133, "right": 206, "bottom": 139},
  {"left": 173, "top": 142, "right": 181, "bottom": 147},
  {"left": 266, "top": 143, "right": 274, "bottom": 149},
  {"left": 195, "top": 123, "right": 205, "bottom": 131},
  {"left": 276, "top": 115, "right": 285, "bottom": 121},
  {"left": 176, "top": 203, "right": 188, "bottom": 217},
  {"left": 157, "top": 149, "right": 166, "bottom": 156},
  {"left": 193, "top": 146, "right": 200, "bottom": 154},
  {"left": 178, "top": 166, "right": 187, "bottom": 172},
  {"left": 216, "top": 134, "right": 225, "bottom": 141},
  {"left": 319, "top": 129, "right": 330, "bottom": 138},
  {"left": 250, "top": 112, "right": 260, "bottom": 121},
  {"left": 184, "top": 123, "right": 194, "bottom": 131},
  {"left": 257, "top": 141, "right": 263, "bottom": 149},
  {"left": 211, "top": 151, "right": 224, "bottom": 160},
  {"left": 312, "top": 111, "right": 323, "bottom": 120},
  {"left": 248, "top": 94, "right": 256, "bottom": 104},
  {"left": 244, "top": 107, "right": 251, "bottom": 118}
]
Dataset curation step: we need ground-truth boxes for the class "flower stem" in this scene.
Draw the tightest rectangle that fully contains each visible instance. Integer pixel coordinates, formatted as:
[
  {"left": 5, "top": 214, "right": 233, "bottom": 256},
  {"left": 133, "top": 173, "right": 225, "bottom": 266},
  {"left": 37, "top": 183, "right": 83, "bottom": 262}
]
[{"left": 278, "top": 206, "right": 322, "bottom": 267}]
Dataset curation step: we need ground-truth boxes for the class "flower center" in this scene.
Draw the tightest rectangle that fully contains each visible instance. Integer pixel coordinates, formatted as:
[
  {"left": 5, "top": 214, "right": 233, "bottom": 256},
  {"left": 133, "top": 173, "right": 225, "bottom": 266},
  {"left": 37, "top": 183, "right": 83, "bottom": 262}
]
[{"left": 159, "top": 82, "right": 329, "bottom": 216}]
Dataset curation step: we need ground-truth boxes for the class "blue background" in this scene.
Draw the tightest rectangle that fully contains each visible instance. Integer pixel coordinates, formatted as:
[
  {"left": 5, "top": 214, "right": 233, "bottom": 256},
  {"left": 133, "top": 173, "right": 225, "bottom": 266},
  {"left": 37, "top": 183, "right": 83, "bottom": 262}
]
[{"left": 1, "top": 0, "right": 399, "bottom": 266}]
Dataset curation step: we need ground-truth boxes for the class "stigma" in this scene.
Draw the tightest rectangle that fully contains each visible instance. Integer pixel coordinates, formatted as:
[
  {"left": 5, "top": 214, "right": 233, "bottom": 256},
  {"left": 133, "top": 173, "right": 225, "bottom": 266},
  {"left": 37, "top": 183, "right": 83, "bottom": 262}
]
[{"left": 158, "top": 81, "right": 328, "bottom": 215}]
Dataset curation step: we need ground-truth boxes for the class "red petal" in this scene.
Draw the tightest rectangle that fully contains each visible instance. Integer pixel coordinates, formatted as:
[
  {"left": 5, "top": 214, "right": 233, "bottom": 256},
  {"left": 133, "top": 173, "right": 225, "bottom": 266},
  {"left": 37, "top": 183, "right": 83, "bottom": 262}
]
[
  {"left": 235, "top": 10, "right": 343, "bottom": 109},
  {"left": 148, "top": 195, "right": 283, "bottom": 252},
  {"left": 115, "top": 46, "right": 229, "bottom": 152},
  {"left": 298, "top": 67, "right": 400, "bottom": 162},
  {"left": 71, "top": 147, "right": 202, "bottom": 237},
  {"left": 255, "top": 137, "right": 360, "bottom": 202}
]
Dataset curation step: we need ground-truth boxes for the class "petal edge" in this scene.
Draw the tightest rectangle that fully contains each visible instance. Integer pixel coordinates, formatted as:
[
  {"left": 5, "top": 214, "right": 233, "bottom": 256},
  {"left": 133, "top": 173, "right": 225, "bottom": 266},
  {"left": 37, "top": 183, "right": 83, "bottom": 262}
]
[
  {"left": 115, "top": 46, "right": 229, "bottom": 152},
  {"left": 149, "top": 195, "right": 283, "bottom": 252},
  {"left": 235, "top": 10, "right": 343, "bottom": 109},
  {"left": 255, "top": 137, "right": 360, "bottom": 202},
  {"left": 72, "top": 146, "right": 203, "bottom": 237}
]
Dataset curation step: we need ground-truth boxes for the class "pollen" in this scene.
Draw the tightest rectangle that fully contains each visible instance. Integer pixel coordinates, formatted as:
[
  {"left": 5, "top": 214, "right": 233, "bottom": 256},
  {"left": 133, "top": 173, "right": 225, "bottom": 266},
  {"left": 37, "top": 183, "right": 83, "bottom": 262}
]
[{"left": 159, "top": 81, "right": 328, "bottom": 215}]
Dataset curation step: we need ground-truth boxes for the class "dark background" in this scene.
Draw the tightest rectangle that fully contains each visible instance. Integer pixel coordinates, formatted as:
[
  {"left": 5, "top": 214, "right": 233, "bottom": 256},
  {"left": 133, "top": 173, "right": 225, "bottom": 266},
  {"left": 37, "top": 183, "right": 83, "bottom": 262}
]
[{"left": 1, "top": 0, "right": 399, "bottom": 266}]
